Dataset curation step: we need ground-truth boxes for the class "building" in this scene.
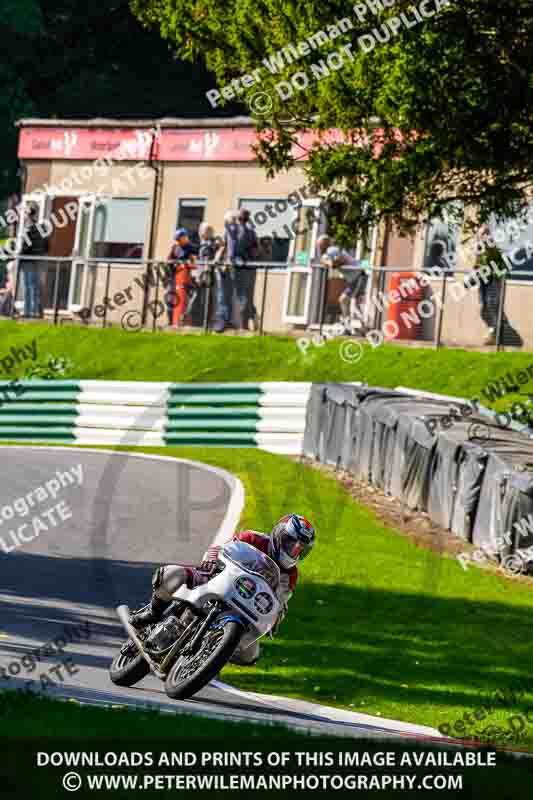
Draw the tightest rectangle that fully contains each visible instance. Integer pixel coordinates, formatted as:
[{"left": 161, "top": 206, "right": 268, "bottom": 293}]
[{"left": 12, "top": 116, "right": 533, "bottom": 346}]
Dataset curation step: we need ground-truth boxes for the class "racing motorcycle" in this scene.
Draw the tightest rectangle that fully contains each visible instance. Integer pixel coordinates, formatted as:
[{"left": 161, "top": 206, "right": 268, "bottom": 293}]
[{"left": 109, "top": 540, "right": 281, "bottom": 700}]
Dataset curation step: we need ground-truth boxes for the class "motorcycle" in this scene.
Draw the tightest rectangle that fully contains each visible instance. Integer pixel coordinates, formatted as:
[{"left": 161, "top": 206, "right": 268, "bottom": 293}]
[{"left": 110, "top": 540, "right": 281, "bottom": 700}]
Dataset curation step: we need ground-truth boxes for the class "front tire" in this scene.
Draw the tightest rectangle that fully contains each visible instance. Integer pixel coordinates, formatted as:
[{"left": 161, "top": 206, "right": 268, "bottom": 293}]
[
  {"left": 110, "top": 642, "right": 150, "bottom": 687},
  {"left": 165, "top": 620, "right": 242, "bottom": 700}
]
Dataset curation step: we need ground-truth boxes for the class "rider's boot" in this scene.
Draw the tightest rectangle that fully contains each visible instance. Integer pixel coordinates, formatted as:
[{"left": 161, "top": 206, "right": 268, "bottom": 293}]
[
  {"left": 229, "top": 640, "right": 261, "bottom": 666},
  {"left": 131, "top": 593, "right": 170, "bottom": 629}
]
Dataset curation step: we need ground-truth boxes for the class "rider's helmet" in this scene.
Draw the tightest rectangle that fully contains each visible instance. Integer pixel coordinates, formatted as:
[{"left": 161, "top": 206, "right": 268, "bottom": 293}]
[{"left": 270, "top": 514, "right": 315, "bottom": 570}]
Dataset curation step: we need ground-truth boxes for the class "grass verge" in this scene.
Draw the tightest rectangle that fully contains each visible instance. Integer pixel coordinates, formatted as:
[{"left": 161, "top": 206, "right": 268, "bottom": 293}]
[
  {"left": 167, "top": 448, "right": 533, "bottom": 748},
  {"left": 11, "top": 443, "right": 532, "bottom": 749},
  {"left": 0, "top": 687, "right": 304, "bottom": 739},
  {"left": 1, "top": 693, "right": 531, "bottom": 799},
  {"left": 2, "top": 320, "right": 533, "bottom": 419}
]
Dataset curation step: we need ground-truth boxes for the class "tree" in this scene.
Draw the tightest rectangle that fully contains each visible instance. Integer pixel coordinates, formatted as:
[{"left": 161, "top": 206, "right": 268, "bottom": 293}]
[
  {"left": 0, "top": 0, "right": 222, "bottom": 198},
  {"left": 130, "top": 0, "right": 533, "bottom": 239}
]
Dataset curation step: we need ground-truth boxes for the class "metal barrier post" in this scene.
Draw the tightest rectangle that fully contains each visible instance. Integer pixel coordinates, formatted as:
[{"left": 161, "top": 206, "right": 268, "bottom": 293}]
[
  {"left": 495, "top": 274, "right": 507, "bottom": 351},
  {"left": 140, "top": 261, "right": 152, "bottom": 327},
  {"left": 259, "top": 266, "right": 268, "bottom": 336},
  {"left": 434, "top": 270, "right": 447, "bottom": 348},
  {"left": 152, "top": 266, "right": 161, "bottom": 333},
  {"left": 102, "top": 262, "right": 111, "bottom": 328},
  {"left": 11, "top": 258, "right": 20, "bottom": 320},
  {"left": 52, "top": 259, "right": 60, "bottom": 326},
  {"left": 319, "top": 266, "right": 328, "bottom": 337},
  {"left": 203, "top": 261, "right": 213, "bottom": 334},
  {"left": 374, "top": 268, "right": 386, "bottom": 331}
]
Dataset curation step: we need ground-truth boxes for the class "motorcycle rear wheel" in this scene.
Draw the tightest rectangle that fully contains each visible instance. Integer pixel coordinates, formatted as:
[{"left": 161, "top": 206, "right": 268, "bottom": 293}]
[
  {"left": 110, "top": 642, "right": 150, "bottom": 687},
  {"left": 164, "top": 620, "right": 242, "bottom": 700}
]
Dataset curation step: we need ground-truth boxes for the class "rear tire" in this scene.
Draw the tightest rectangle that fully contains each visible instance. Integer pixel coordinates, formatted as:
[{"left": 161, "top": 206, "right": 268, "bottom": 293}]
[
  {"left": 110, "top": 642, "right": 150, "bottom": 687},
  {"left": 165, "top": 620, "right": 242, "bottom": 700}
]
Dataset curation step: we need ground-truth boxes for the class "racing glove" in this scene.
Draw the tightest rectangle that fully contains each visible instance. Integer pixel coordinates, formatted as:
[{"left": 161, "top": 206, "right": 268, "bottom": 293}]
[{"left": 200, "top": 544, "right": 221, "bottom": 573}]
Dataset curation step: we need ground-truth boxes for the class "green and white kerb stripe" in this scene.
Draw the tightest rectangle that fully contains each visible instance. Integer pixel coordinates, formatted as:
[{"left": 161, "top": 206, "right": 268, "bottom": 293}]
[
  {"left": 0, "top": 380, "right": 80, "bottom": 443},
  {"left": 0, "top": 381, "right": 310, "bottom": 454}
]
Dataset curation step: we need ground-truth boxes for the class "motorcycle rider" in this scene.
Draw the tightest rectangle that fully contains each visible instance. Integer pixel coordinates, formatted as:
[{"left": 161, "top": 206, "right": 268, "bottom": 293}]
[{"left": 131, "top": 514, "right": 316, "bottom": 665}]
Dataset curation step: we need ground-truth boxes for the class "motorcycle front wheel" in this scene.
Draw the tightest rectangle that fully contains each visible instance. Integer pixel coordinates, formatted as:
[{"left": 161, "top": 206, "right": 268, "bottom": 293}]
[
  {"left": 110, "top": 641, "right": 150, "bottom": 687},
  {"left": 164, "top": 620, "right": 242, "bottom": 700}
]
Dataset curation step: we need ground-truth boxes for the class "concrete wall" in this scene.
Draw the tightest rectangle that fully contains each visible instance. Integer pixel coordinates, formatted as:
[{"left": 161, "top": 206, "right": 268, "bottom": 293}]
[
  {"left": 382, "top": 222, "right": 417, "bottom": 268},
  {"left": 153, "top": 162, "right": 308, "bottom": 259},
  {"left": 25, "top": 161, "right": 51, "bottom": 193}
]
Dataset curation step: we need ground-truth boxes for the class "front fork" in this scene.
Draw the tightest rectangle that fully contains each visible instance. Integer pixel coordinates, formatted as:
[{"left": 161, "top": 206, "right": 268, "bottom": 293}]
[{"left": 160, "top": 602, "right": 226, "bottom": 672}]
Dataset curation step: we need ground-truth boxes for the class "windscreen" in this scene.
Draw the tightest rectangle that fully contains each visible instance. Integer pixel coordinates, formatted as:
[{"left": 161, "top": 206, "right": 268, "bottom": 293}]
[{"left": 223, "top": 540, "right": 280, "bottom": 592}]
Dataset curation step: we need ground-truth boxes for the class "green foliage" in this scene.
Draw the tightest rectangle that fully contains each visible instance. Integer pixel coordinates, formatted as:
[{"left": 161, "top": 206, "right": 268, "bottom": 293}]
[
  {"left": 131, "top": 0, "right": 533, "bottom": 240},
  {"left": 0, "top": 0, "right": 220, "bottom": 199},
  {"left": 3, "top": 319, "right": 533, "bottom": 423},
  {"left": 24, "top": 353, "right": 74, "bottom": 380}
]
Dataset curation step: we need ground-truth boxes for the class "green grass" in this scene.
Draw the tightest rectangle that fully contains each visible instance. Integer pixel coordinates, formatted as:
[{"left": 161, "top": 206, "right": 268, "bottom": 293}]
[
  {"left": 2, "top": 319, "right": 533, "bottom": 419},
  {"left": 1, "top": 693, "right": 531, "bottom": 799},
  {"left": 23, "top": 443, "right": 532, "bottom": 750},
  {"left": 0, "top": 688, "right": 305, "bottom": 739},
  {"left": 165, "top": 448, "right": 533, "bottom": 748},
  {"left": 4, "top": 321, "right": 533, "bottom": 748}
]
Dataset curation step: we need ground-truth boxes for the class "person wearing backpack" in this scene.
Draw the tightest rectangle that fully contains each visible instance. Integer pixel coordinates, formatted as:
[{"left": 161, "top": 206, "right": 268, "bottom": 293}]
[
  {"left": 20, "top": 204, "right": 48, "bottom": 318},
  {"left": 232, "top": 208, "right": 259, "bottom": 332}
]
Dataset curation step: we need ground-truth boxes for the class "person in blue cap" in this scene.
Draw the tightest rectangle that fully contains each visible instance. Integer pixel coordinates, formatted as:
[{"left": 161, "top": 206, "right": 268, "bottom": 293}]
[{"left": 166, "top": 228, "right": 196, "bottom": 326}]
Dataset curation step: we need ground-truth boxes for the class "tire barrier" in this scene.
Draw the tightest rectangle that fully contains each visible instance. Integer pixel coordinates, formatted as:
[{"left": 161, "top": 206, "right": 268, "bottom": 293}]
[
  {"left": 303, "top": 383, "right": 533, "bottom": 571},
  {"left": 0, "top": 381, "right": 310, "bottom": 454}
]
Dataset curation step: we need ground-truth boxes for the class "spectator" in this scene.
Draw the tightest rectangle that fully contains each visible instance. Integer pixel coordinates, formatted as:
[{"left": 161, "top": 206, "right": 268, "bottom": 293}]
[
  {"left": 318, "top": 236, "right": 367, "bottom": 334},
  {"left": 0, "top": 261, "right": 14, "bottom": 317},
  {"left": 198, "top": 223, "right": 218, "bottom": 261},
  {"left": 223, "top": 208, "right": 259, "bottom": 332},
  {"left": 472, "top": 224, "right": 510, "bottom": 345},
  {"left": 212, "top": 211, "right": 237, "bottom": 333},
  {"left": 20, "top": 204, "right": 47, "bottom": 318},
  {"left": 316, "top": 234, "right": 333, "bottom": 265},
  {"left": 197, "top": 223, "right": 218, "bottom": 284},
  {"left": 167, "top": 227, "right": 196, "bottom": 327},
  {"left": 237, "top": 208, "right": 259, "bottom": 331},
  {"left": 190, "top": 222, "right": 217, "bottom": 324},
  {"left": 428, "top": 238, "right": 453, "bottom": 272}
]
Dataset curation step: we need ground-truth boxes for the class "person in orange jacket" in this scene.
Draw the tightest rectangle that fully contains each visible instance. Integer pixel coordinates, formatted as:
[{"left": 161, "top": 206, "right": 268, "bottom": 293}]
[{"left": 167, "top": 228, "right": 196, "bottom": 327}]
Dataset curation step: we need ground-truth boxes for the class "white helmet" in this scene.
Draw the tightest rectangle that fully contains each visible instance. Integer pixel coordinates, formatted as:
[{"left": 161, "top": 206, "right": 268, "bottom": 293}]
[{"left": 270, "top": 514, "right": 315, "bottom": 570}]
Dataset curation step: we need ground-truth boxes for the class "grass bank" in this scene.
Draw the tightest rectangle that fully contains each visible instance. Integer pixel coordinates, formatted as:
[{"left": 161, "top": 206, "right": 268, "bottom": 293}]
[
  {"left": 50, "top": 444, "right": 533, "bottom": 749},
  {"left": 1, "top": 693, "right": 529, "bottom": 799},
  {"left": 3, "top": 321, "right": 533, "bottom": 747},
  {"left": 1, "top": 320, "right": 533, "bottom": 417},
  {"left": 0, "top": 687, "right": 302, "bottom": 739}
]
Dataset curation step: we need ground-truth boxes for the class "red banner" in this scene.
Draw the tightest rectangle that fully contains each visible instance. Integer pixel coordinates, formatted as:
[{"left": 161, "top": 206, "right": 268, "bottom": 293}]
[
  {"left": 157, "top": 128, "right": 257, "bottom": 161},
  {"left": 18, "top": 125, "right": 350, "bottom": 163},
  {"left": 18, "top": 127, "right": 155, "bottom": 161}
]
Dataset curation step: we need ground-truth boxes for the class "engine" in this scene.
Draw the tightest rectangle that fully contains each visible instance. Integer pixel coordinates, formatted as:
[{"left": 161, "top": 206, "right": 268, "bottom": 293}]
[{"left": 145, "top": 616, "right": 183, "bottom": 653}]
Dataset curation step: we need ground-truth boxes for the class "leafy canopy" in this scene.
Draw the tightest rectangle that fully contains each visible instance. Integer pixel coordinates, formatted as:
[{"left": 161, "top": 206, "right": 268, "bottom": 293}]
[
  {"left": 131, "top": 0, "right": 533, "bottom": 238},
  {"left": 0, "top": 0, "right": 217, "bottom": 199}
]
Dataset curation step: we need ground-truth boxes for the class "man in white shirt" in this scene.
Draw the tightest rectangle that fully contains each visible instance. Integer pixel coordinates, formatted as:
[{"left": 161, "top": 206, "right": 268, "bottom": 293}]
[{"left": 317, "top": 236, "right": 368, "bottom": 334}]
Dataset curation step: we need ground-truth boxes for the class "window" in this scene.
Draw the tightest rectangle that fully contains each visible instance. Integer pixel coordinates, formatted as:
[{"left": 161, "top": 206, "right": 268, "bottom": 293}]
[
  {"left": 91, "top": 197, "right": 149, "bottom": 260},
  {"left": 423, "top": 203, "right": 463, "bottom": 273},
  {"left": 177, "top": 198, "right": 206, "bottom": 249},
  {"left": 239, "top": 198, "right": 297, "bottom": 263},
  {"left": 320, "top": 201, "right": 375, "bottom": 265},
  {"left": 285, "top": 270, "right": 311, "bottom": 320},
  {"left": 489, "top": 210, "right": 533, "bottom": 281}
]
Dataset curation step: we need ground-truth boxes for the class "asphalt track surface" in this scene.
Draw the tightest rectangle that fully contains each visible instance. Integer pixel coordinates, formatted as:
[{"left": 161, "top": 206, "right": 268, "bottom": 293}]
[{"left": 0, "top": 446, "right": 441, "bottom": 741}]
